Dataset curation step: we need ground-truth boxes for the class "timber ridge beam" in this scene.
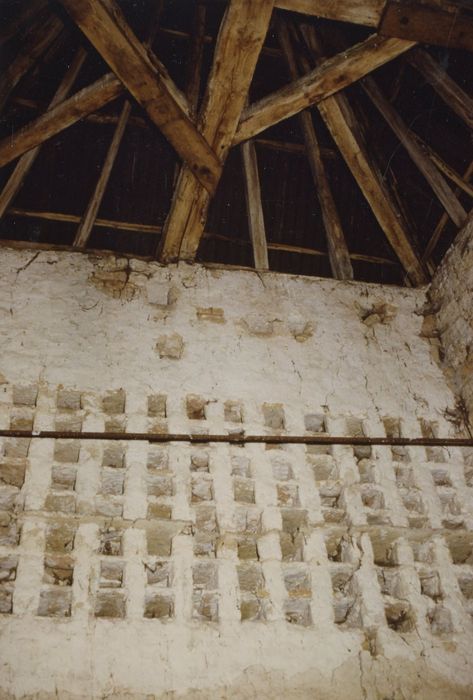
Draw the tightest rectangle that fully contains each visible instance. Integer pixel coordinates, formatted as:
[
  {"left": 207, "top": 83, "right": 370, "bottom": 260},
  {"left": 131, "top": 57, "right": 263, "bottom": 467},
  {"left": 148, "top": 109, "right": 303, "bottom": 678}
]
[{"left": 0, "top": 429, "right": 472, "bottom": 447}]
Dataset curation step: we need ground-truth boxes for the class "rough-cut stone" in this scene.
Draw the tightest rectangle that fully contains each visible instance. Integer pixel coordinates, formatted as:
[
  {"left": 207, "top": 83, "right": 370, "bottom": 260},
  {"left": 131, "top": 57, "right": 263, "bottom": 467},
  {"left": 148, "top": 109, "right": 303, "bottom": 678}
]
[
  {"left": 186, "top": 394, "right": 207, "bottom": 420},
  {"left": 148, "top": 394, "right": 167, "bottom": 418},
  {"left": 53, "top": 440, "right": 80, "bottom": 464},
  {"left": 233, "top": 478, "right": 255, "bottom": 504},
  {"left": 45, "top": 493, "right": 76, "bottom": 514},
  {"left": 156, "top": 333, "right": 184, "bottom": 359},
  {"left": 191, "top": 477, "right": 213, "bottom": 503},
  {"left": 102, "top": 389, "right": 125, "bottom": 415},
  {"left": 38, "top": 588, "right": 71, "bottom": 617},
  {"left": 262, "top": 403, "right": 285, "bottom": 430},
  {"left": 99, "top": 529, "right": 123, "bottom": 556},
  {"left": 45, "top": 522, "right": 76, "bottom": 553},
  {"left": 0, "top": 461, "right": 26, "bottom": 489},
  {"left": 57, "top": 388, "right": 81, "bottom": 411},
  {"left": 95, "top": 591, "right": 126, "bottom": 618},
  {"left": 144, "top": 592, "right": 173, "bottom": 619},
  {"left": 43, "top": 555, "right": 74, "bottom": 586},
  {"left": 99, "top": 560, "right": 124, "bottom": 588},
  {"left": 12, "top": 384, "right": 37, "bottom": 407},
  {"left": 102, "top": 444, "right": 125, "bottom": 468},
  {"left": 196, "top": 307, "right": 225, "bottom": 323}
]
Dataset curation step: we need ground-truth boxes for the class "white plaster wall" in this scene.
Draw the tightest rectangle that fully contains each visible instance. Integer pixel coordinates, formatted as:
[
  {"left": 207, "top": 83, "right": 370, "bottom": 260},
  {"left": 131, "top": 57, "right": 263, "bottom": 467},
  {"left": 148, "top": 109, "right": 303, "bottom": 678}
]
[{"left": 0, "top": 247, "right": 472, "bottom": 700}]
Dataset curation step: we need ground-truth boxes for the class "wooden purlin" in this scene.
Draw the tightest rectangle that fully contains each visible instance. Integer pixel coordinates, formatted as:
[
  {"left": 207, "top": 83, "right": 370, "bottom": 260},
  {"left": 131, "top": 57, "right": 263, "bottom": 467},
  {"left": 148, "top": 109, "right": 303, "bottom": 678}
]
[
  {"left": 279, "top": 19, "right": 353, "bottom": 281},
  {"left": 0, "top": 11, "right": 63, "bottom": 113},
  {"left": 0, "top": 47, "right": 87, "bottom": 219},
  {"left": 241, "top": 139, "right": 269, "bottom": 270},
  {"left": 159, "top": 0, "right": 274, "bottom": 263},
  {"left": 362, "top": 76, "right": 467, "bottom": 228},
  {"left": 0, "top": 73, "right": 125, "bottom": 170},
  {"left": 234, "top": 34, "right": 415, "bottom": 146},
  {"left": 58, "top": 0, "right": 221, "bottom": 194},
  {"left": 300, "top": 25, "right": 428, "bottom": 286}
]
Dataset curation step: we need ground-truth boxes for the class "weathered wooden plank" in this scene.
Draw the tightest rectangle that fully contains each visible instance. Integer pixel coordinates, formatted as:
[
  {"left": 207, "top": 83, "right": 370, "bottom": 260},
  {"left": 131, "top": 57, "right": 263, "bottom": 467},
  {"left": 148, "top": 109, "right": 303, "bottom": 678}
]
[
  {"left": 423, "top": 160, "right": 473, "bottom": 262},
  {"left": 408, "top": 49, "right": 473, "bottom": 131},
  {"left": 0, "top": 48, "right": 87, "bottom": 219},
  {"left": 274, "top": 0, "right": 384, "bottom": 25},
  {"left": 362, "top": 75, "right": 467, "bottom": 228},
  {"left": 58, "top": 0, "right": 221, "bottom": 193},
  {"left": 299, "top": 26, "right": 427, "bottom": 284},
  {"left": 0, "top": 74, "right": 124, "bottom": 169},
  {"left": 159, "top": 0, "right": 274, "bottom": 263},
  {"left": 234, "top": 34, "right": 414, "bottom": 146},
  {"left": 0, "top": 12, "right": 63, "bottom": 112},
  {"left": 185, "top": 3, "right": 207, "bottom": 112},
  {"left": 279, "top": 20, "right": 353, "bottom": 280},
  {"left": 74, "top": 101, "right": 131, "bottom": 248},
  {"left": 379, "top": 0, "right": 473, "bottom": 52},
  {"left": 241, "top": 140, "right": 269, "bottom": 270}
]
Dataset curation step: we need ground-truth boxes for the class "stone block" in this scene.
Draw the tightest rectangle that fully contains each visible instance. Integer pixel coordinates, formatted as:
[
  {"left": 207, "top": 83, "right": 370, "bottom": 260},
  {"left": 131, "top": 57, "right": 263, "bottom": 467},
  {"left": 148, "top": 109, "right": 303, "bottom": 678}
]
[
  {"left": 43, "top": 555, "right": 74, "bottom": 586},
  {"left": 277, "top": 483, "right": 299, "bottom": 507},
  {"left": 193, "top": 591, "right": 218, "bottom": 622},
  {"left": 238, "top": 536, "right": 258, "bottom": 560},
  {"left": 280, "top": 532, "right": 303, "bottom": 562},
  {"left": 237, "top": 563, "right": 265, "bottom": 594},
  {"left": 147, "top": 527, "right": 172, "bottom": 557},
  {"left": 147, "top": 474, "right": 173, "bottom": 497},
  {"left": 304, "top": 413, "right": 325, "bottom": 432},
  {"left": 190, "top": 451, "right": 209, "bottom": 472},
  {"left": 0, "top": 556, "right": 17, "bottom": 583},
  {"left": 231, "top": 454, "right": 250, "bottom": 477},
  {"left": 147, "top": 448, "right": 168, "bottom": 471},
  {"left": 54, "top": 440, "right": 80, "bottom": 464},
  {"left": 419, "top": 569, "right": 442, "bottom": 600},
  {"left": 458, "top": 572, "right": 473, "bottom": 599},
  {"left": 195, "top": 505, "right": 218, "bottom": 534},
  {"left": 194, "top": 533, "right": 216, "bottom": 558},
  {"left": 148, "top": 394, "right": 167, "bottom": 418},
  {"left": 144, "top": 592, "right": 173, "bottom": 619},
  {"left": 10, "top": 408, "right": 34, "bottom": 431},
  {"left": 240, "top": 593, "right": 263, "bottom": 621},
  {"left": 0, "top": 486, "right": 19, "bottom": 512},
  {"left": 51, "top": 465, "right": 76, "bottom": 492},
  {"left": 4, "top": 438, "right": 30, "bottom": 458},
  {"left": 45, "top": 522, "right": 76, "bottom": 553},
  {"left": 147, "top": 502, "right": 172, "bottom": 520},
  {"left": 360, "top": 486, "right": 385, "bottom": 510},
  {"left": 193, "top": 561, "right": 218, "bottom": 590},
  {"left": 262, "top": 403, "right": 285, "bottom": 430},
  {"left": 99, "top": 529, "right": 123, "bottom": 556},
  {"left": 145, "top": 561, "right": 171, "bottom": 586},
  {"left": 38, "top": 588, "right": 72, "bottom": 617},
  {"left": 186, "top": 394, "right": 207, "bottom": 420},
  {"left": 0, "top": 585, "right": 13, "bottom": 614},
  {"left": 100, "top": 469, "right": 124, "bottom": 496},
  {"left": 191, "top": 476, "right": 213, "bottom": 503},
  {"left": 311, "top": 455, "right": 337, "bottom": 481},
  {"left": 284, "top": 598, "right": 311, "bottom": 626},
  {"left": 95, "top": 497, "right": 123, "bottom": 518},
  {"left": 284, "top": 568, "right": 311, "bottom": 597},
  {"left": 281, "top": 508, "right": 307, "bottom": 535},
  {"left": 271, "top": 456, "right": 293, "bottom": 481},
  {"left": 45, "top": 493, "right": 76, "bottom": 514},
  {"left": 12, "top": 384, "right": 37, "bottom": 407},
  {"left": 55, "top": 415, "right": 83, "bottom": 432},
  {"left": 385, "top": 600, "right": 414, "bottom": 632},
  {"left": 102, "top": 444, "right": 125, "bottom": 468},
  {"left": 428, "top": 604, "right": 453, "bottom": 634},
  {"left": 99, "top": 560, "right": 124, "bottom": 588},
  {"left": 0, "top": 520, "right": 20, "bottom": 547},
  {"left": 95, "top": 591, "right": 126, "bottom": 618},
  {"left": 196, "top": 307, "right": 225, "bottom": 323},
  {"left": 233, "top": 478, "right": 255, "bottom": 504},
  {"left": 0, "top": 460, "right": 26, "bottom": 488},
  {"left": 57, "top": 388, "right": 82, "bottom": 411},
  {"left": 102, "top": 389, "right": 125, "bottom": 415},
  {"left": 224, "top": 400, "right": 243, "bottom": 423},
  {"left": 105, "top": 417, "right": 126, "bottom": 433},
  {"left": 156, "top": 333, "right": 184, "bottom": 360}
]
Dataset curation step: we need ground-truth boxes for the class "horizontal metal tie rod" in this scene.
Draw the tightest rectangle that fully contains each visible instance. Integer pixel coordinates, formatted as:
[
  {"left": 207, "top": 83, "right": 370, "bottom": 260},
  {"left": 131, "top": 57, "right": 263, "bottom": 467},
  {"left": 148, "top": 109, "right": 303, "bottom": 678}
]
[{"left": 0, "top": 430, "right": 472, "bottom": 447}]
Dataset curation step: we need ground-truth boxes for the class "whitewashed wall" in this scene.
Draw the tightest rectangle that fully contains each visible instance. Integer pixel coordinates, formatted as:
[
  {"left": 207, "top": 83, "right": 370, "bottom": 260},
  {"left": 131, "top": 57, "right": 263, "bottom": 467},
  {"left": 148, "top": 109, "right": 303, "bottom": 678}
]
[{"left": 0, "top": 247, "right": 472, "bottom": 700}]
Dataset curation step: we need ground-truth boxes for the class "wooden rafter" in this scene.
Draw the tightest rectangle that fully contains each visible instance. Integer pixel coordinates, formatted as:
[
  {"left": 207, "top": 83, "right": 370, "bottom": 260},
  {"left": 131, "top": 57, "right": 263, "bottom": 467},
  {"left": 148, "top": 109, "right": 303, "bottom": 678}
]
[
  {"left": 279, "top": 19, "right": 353, "bottom": 280},
  {"left": 423, "top": 160, "right": 473, "bottom": 262},
  {"left": 0, "top": 74, "right": 123, "bottom": 169},
  {"left": 0, "top": 12, "right": 63, "bottom": 113},
  {"left": 159, "top": 0, "right": 274, "bottom": 263},
  {"left": 234, "top": 35, "right": 415, "bottom": 146},
  {"left": 274, "top": 0, "right": 383, "bottom": 26},
  {"left": 300, "top": 26, "right": 427, "bottom": 285},
  {"left": 362, "top": 76, "right": 467, "bottom": 228},
  {"left": 241, "top": 139, "right": 269, "bottom": 270},
  {"left": 58, "top": 0, "right": 221, "bottom": 193},
  {"left": 407, "top": 49, "right": 473, "bottom": 131},
  {"left": 0, "top": 48, "right": 87, "bottom": 219}
]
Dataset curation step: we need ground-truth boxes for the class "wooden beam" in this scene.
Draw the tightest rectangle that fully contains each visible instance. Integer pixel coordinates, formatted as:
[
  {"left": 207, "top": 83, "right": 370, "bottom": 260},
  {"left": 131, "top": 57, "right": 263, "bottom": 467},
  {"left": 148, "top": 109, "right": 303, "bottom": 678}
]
[
  {"left": 185, "top": 3, "right": 207, "bottom": 112},
  {"left": 362, "top": 75, "right": 467, "bottom": 228},
  {"left": 279, "top": 20, "right": 353, "bottom": 280},
  {"left": 159, "top": 0, "right": 274, "bottom": 263},
  {"left": 241, "top": 140, "right": 269, "bottom": 270},
  {"left": 274, "top": 0, "right": 384, "bottom": 25},
  {"left": 0, "top": 74, "right": 124, "bottom": 169},
  {"left": 73, "top": 101, "right": 131, "bottom": 248},
  {"left": 379, "top": 0, "right": 473, "bottom": 52},
  {"left": 415, "top": 139, "right": 473, "bottom": 199},
  {"left": 423, "top": 160, "right": 473, "bottom": 262},
  {"left": 58, "top": 0, "right": 221, "bottom": 194},
  {"left": 0, "top": 0, "right": 48, "bottom": 47},
  {"left": 299, "top": 27, "right": 427, "bottom": 285},
  {"left": 0, "top": 48, "right": 87, "bottom": 219},
  {"left": 0, "top": 12, "right": 63, "bottom": 113},
  {"left": 234, "top": 35, "right": 415, "bottom": 146},
  {"left": 407, "top": 49, "right": 473, "bottom": 131}
]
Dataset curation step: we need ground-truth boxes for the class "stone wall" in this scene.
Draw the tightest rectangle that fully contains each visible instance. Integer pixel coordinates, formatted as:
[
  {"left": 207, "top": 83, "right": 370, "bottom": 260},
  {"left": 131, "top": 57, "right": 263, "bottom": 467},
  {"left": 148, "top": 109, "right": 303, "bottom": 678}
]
[
  {"left": 0, "top": 247, "right": 473, "bottom": 699},
  {"left": 430, "top": 216, "right": 473, "bottom": 429}
]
